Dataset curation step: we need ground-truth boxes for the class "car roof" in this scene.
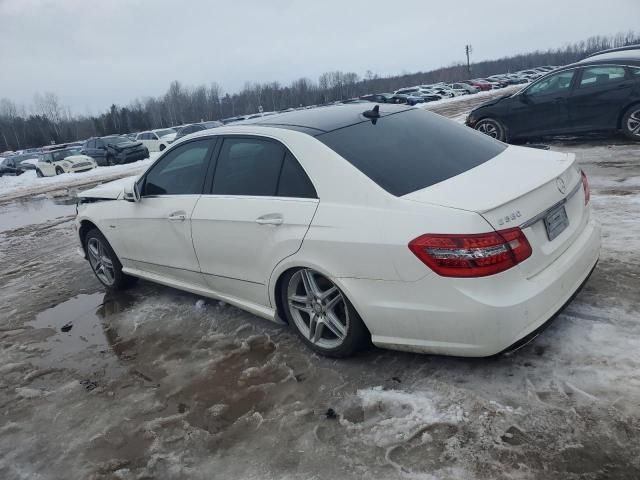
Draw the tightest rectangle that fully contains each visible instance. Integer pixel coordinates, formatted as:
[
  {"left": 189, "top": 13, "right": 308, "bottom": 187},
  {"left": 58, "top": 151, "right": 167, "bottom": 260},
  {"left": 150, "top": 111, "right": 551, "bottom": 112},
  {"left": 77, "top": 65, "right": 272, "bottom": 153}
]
[
  {"left": 578, "top": 46, "right": 640, "bottom": 63},
  {"left": 238, "top": 103, "right": 413, "bottom": 135}
]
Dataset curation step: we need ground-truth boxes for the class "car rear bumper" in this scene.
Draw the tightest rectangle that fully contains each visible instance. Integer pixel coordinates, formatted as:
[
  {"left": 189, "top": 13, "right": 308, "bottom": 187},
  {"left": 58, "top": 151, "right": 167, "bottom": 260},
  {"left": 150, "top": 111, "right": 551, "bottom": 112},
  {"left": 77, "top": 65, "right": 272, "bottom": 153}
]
[{"left": 338, "top": 217, "right": 601, "bottom": 357}]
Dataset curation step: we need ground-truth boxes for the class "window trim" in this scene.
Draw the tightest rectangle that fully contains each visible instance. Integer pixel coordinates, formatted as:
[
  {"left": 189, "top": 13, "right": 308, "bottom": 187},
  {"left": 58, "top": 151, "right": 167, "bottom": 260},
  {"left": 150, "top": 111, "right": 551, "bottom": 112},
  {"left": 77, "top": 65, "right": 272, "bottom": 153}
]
[
  {"left": 137, "top": 137, "right": 217, "bottom": 198},
  {"left": 204, "top": 134, "right": 318, "bottom": 200}
]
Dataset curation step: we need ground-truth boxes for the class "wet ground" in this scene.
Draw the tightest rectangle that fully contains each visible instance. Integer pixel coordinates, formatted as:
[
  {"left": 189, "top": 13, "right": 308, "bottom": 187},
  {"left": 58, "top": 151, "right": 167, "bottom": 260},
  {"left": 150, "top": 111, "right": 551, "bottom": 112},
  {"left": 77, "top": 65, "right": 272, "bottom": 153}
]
[{"left": 1, "top": 95, "right": 639, "bottom": 479}]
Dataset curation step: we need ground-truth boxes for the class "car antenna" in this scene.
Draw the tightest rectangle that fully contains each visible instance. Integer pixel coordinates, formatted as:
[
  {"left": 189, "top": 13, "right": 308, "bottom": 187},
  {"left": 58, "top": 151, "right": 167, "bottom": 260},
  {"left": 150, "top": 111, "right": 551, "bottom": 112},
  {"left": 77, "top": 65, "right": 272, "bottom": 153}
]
[{"left": 362, "top": 104, "right": 380, "bottom": 124}]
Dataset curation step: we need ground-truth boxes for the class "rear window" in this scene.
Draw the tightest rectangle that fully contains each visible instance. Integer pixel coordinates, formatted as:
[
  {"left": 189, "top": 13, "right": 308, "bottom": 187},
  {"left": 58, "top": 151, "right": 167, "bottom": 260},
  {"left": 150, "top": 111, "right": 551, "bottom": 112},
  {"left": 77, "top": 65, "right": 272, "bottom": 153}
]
[{"left": 317, "top": 109, "right": 506, "bottom": 196}]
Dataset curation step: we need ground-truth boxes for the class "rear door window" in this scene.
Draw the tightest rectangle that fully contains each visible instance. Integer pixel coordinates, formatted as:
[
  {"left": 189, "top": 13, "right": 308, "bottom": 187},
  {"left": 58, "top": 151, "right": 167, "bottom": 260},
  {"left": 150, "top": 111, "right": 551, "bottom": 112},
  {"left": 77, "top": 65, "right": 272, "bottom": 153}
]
[
  {"left": 317, "top": 108, "right": 505, "bottom": 196},
  {"left": 579, "top": 66, "right": 627, "bottom": 88}
]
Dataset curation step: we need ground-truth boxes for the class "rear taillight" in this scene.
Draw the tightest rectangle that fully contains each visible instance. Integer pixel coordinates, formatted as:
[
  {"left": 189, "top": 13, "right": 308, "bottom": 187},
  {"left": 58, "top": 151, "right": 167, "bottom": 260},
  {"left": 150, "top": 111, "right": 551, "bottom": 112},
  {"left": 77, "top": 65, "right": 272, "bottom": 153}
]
[
  {"left": 408, "top": 228, "right": 532, "bottom": 278},
  {"left": 581, "top": 170, "right": 590, "bottom": 205}
]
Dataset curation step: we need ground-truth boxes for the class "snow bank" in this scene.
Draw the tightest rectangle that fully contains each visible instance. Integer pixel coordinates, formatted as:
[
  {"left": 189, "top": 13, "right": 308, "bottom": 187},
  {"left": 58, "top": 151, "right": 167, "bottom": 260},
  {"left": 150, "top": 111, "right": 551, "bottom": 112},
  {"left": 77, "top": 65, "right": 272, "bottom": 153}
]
[{"left": 0, "top": 153, "right": 159, "bottom": 200}]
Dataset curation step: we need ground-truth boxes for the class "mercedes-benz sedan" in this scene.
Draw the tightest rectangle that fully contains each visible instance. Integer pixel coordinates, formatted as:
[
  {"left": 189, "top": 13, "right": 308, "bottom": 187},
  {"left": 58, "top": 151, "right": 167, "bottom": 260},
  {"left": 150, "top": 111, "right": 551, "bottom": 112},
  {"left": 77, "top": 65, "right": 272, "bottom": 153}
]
[{"left": 75, "top": 104, "right": 600, "bottom": 358}]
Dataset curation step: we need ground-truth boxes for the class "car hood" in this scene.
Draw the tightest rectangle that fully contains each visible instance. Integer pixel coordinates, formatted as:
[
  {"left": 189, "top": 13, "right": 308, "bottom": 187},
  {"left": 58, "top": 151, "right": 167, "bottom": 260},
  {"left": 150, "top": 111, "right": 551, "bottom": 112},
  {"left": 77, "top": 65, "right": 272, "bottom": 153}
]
[
  {"left": 470, "top": 94, "right": 514, "bottom": 112},
  {"left": 160, "top": 133, "right": 177, "bottom": 141},
  {"left": 78, "top": 175, "right": 137, "bottom": 200},
  {"left": 63, "top": 155, "right": 93, "bottom": 164}
]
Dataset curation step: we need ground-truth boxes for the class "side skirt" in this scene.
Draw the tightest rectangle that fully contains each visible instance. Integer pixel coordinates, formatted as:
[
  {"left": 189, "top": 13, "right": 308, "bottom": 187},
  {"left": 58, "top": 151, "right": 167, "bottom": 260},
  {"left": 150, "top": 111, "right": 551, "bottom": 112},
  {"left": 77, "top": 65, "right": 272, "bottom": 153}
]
[{"left": 122, "top": 267, "right": 283, "bottom": 324}]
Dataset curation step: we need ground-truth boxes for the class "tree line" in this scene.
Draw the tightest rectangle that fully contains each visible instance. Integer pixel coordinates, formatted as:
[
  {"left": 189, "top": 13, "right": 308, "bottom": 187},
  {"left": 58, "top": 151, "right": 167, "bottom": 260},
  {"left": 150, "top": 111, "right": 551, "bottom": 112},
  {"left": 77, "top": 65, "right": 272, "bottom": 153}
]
[{"left": 1, "top": 31, "right": 638, "bottom": 152}]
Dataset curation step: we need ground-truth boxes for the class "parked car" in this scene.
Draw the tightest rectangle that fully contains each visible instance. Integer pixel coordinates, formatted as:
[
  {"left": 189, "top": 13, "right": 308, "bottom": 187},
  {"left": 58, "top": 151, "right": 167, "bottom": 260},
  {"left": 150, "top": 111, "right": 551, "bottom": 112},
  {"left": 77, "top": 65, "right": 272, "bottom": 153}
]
[
  {"left": 466, "top": 46, "right": 640, "bottom": 142},
  {"left": 0, "top": 156, "right": 27, "bottom": 176},
  {"left": 8, "top": 152, "right": 39, "bottom": 171},
  {"left": 360, "top": 93, "right": 394, "bottom": 103},
  {"left": 462, "top": 80, "right": 492, "bottom": 91},
  {"left": 82, "top": 136, "right": 149, "bottom": 166},
  {"left": 173, "top": 123, "right": 208, "bottom": 141},
  {"left": 36, "top": 147, "right": 97, "bottom": 177},
  {"left": 135, "top": 129, "right": 176, "bottom": 152},
  {"left": 76, "top": 103, "right": 599, "bottom": 359},
  {"left": 452, "top": 82, "right": 480, "bottom": 94}
]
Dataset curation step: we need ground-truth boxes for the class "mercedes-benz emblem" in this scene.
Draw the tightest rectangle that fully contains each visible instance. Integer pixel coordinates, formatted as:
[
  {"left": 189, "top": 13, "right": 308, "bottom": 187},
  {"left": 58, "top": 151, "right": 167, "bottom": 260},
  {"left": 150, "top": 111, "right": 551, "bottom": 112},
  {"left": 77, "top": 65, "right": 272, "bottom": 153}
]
[{"left": 556, "top": 177, "right": 567, "bottom": 194}]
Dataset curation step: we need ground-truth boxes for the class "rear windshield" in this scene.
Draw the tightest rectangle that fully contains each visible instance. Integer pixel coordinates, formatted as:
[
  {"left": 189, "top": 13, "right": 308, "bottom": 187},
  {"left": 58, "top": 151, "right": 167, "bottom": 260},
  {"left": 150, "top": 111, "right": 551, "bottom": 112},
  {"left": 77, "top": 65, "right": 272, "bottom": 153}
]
[{"left": 317, "top": 108, "right": 506, "bottom": 196}]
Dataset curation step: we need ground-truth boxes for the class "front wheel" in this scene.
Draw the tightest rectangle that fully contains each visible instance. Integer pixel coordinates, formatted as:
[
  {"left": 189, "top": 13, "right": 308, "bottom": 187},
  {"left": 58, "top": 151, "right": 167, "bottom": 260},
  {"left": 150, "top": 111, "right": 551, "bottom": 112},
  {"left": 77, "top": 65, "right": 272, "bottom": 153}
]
[
  {"left": 281, "top": 268, "right": 368, "bottom": 357},
  {"left": 55, "top": 166, "right": 64, "bottom": 175},
  {"left": 622, "top": 105, "right": 640, "bottom": 141},
  {"left": 475, "top": 118, "right": 507, "bottom": 142},
  {"left": 85, "top": 229, "right": 138, "bottom": 290}
]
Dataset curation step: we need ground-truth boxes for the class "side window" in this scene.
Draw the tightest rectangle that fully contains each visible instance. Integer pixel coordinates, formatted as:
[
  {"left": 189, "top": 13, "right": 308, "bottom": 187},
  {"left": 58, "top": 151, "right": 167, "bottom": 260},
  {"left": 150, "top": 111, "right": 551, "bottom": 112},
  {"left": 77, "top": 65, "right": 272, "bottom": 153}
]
[
  {"left": 143, "top": 140, "right": 212, "bottom": 196},
  {"left": 151, "top": 133, "right": 159, "bottom": 140},
  {"left": 526, "top": 70, "right": 575, "bottom": 97},
  {"left": 95, "top": 140, "right": 103, "bottom": 148},
  {"left": 579, "top": 66, "right": 626, "bottom": 88},
  {"left": 631, "top": 67, "right": 640, "bottom": 77},
  {"left": 277, "top": 152, "right": 317, "bottom": 198},
  {"left": 212, "top": 138, "right": 285, "bottom": 196}
]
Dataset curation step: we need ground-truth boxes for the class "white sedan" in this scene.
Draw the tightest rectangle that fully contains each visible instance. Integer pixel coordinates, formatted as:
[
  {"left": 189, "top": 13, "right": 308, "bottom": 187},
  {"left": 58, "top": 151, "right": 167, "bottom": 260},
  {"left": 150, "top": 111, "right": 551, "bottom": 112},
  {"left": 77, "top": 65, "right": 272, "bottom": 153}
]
[
  {"left": 135, "top": 128, "right": 176, "bottom": 152},
  {"left": 75, "top": 104, "right": 600, "bottom": 358}
]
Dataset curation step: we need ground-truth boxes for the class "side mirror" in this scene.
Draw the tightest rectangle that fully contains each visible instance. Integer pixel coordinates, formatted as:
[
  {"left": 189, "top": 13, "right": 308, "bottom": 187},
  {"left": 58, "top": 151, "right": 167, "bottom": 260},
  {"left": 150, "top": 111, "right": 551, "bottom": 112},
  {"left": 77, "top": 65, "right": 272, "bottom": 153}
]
[{"left": 123, "top": 181, "right": 141, "bottom": 202}]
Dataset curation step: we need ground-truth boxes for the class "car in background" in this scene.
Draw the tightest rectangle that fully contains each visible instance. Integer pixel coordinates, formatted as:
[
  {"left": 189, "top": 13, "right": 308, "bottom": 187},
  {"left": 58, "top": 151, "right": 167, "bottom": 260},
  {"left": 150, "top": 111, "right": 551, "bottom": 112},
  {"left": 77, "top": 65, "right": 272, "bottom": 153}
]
[
  {"left": 462, "top": 79, "right": 492, "bottom": 91},
  {"left": 76, "top": 103, "right": 599, "bottom": 358},
  {"left": 451, "top": 82, "right": 479, "bottom": 94},
  {"left": 82, "top": 136, "right": 149, "bottom": 166},
  {"left": 125, "top": 133, "right": 138, "bottom": 141},
  {"left": 466, "top": 46, "right": 640, "bottom": 142},
  {"left": 360, "top": 93, "right": 394, "bottom": 103},
  {"left": 36, "top": 147, "right": 97, "bottom": 177},
  {"left": 0, "top": 156, "right": 27, "bottom": 176},
  {"left": 172, "top": 121, "right": 224, "bottom": 142},
  {"left": 135, "top": 128, "right": 176, "bottom": 152},
  {"left": 7, "top": 152, "right": 40, "bottom": 171}
]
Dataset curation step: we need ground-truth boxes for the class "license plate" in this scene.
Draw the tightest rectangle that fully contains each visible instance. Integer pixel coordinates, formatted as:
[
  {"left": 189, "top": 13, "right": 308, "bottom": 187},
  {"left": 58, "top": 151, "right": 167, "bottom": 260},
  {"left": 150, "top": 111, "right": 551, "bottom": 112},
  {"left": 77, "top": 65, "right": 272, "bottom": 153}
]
[{"left": 544, "top": 204, "right": 569, "bottom": 241}]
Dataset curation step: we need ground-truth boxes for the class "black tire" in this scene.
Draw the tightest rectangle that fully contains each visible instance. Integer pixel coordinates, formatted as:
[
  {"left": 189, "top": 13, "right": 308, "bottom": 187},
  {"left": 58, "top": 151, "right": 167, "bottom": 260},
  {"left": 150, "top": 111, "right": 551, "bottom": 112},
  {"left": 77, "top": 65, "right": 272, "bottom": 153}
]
[
  {"left": 36, "top": 169, "right": 43, "bottom": 178},
  {"left": 280, "top": 268, "right": 369, "bottom": 358},
  {"left": 159, "top": 144, "right": 166, "bottom": 152},
  {"left": 475, "top": 117, "right": 508, "bottom": 142},
  {"left": 85, "top": 228, "right": 138, "bottom": 291},
  {"left": 55, "top": 167, "right": 64, "bottom": 175},
  {"left": 621, "top": 104, "right": 640, "bottom": 141},
  {"left": 105, "top": 155, "right": 115, "bottom": 166}
]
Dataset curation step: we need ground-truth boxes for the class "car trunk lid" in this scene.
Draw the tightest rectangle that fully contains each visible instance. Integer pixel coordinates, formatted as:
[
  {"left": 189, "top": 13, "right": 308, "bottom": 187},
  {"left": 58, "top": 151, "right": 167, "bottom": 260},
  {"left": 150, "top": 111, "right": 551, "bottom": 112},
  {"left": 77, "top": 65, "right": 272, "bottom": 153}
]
[{"left": 403, "top": 145, "right": 588, "bottom": 278}]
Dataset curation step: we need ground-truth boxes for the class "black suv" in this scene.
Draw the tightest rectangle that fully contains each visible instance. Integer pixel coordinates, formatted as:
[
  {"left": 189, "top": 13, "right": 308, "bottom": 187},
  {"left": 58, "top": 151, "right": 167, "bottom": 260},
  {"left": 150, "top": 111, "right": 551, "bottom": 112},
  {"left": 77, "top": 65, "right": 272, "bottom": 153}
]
[
  {"left": 0, "top": 156, "right": 27, "bottom": 176},
  {"left": 81, "top": 136, "right": 149, "bottom": 166},
  {"left": 466, "top": 45, "right": 640, "bottom": 142}
]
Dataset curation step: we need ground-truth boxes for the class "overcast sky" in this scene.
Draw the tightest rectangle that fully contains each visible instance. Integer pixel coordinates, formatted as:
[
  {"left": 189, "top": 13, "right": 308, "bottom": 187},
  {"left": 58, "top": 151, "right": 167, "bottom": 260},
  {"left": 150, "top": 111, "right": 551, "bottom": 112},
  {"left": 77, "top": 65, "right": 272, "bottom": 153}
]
[{"left": 1, "top": 0, "right": 638, "bottom": 114}]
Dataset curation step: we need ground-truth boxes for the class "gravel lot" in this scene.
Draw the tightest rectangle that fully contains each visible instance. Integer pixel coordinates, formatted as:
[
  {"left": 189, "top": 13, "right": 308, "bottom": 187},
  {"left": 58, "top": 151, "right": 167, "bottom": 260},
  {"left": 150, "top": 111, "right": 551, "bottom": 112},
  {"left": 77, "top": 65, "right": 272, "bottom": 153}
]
[{"left": 1, "top": 93, "right": 639, "bottom": 480}]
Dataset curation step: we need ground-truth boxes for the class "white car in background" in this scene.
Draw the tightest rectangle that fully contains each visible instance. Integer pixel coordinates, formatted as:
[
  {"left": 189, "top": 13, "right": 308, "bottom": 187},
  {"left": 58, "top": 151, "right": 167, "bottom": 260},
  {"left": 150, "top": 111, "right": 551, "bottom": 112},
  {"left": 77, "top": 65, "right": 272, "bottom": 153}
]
[
  {"left": 135, "top": 128, "right": 176, "bottom": 152},
  {"left": 37, "top": 146, "right": 97, "bottom": 177},
  {"left": 75, "top": 104, "right": 600, "bottom": 358}
]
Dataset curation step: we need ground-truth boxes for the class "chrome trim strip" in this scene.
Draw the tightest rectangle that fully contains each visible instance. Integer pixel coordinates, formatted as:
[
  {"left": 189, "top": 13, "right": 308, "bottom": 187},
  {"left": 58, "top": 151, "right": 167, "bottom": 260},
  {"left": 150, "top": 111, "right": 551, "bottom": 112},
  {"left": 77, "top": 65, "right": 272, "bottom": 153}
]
[{"left": 520, "top": 180, "right": 582, "bottom": 229}]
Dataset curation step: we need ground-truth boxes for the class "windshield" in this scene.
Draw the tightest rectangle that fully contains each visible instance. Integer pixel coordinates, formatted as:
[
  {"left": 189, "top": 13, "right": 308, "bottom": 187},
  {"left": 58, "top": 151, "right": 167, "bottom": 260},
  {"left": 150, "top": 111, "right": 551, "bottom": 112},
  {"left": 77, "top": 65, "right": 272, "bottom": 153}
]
[
  {"left": 156, "top": 129, "right": 175, "bottom": 137},
  {"left": 317, "top": 109, "right": 506, "bottom": 196},
  {"left": 103, "top": 136, "right": 130, "bottom": 145},
  {"left": 51, "top": 148, "right": 79, "bottom": 162}
]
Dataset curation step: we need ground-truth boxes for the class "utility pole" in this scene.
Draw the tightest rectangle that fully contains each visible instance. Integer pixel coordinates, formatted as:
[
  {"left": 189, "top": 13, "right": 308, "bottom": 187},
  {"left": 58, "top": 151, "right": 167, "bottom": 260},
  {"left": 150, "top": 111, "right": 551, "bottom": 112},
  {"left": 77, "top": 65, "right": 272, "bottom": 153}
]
[{"left": 465, "top": 45, "right": 473, "bottom": 77}]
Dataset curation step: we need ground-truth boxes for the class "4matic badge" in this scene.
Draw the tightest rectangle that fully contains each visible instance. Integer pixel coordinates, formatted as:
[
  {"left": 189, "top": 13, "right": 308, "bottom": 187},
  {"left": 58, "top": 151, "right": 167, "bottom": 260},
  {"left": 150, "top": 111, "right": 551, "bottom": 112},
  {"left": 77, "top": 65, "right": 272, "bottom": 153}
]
[{"left": 497, "top": 210, "right": 522, "bottom": 226}]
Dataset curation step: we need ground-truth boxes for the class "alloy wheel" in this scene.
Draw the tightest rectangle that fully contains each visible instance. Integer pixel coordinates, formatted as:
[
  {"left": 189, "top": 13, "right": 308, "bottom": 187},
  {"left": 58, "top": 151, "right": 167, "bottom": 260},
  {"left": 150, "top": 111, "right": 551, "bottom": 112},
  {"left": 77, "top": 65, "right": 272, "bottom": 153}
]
[
  {"left": 476, "top": 119, "right": 505, "bottom": 141},
  {"left": 87, "top": 237, "right": 116, "bottom": 286},
  {"left": 626, "top": 108, "right": 640, "bottom": 137},
  {"left": 287, "top": 269, "right": 349, "bottom": 349}
]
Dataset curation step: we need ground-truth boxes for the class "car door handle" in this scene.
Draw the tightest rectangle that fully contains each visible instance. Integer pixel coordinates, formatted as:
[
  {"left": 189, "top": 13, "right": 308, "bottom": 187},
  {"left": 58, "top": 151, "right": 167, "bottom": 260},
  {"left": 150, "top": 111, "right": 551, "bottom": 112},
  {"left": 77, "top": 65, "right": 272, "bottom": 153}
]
[
  {"left": 168, "top": 211, "right": 187, "bottom": 221},
  {"left": 256, "top": 214, "right": 283, "bottom": 225}
]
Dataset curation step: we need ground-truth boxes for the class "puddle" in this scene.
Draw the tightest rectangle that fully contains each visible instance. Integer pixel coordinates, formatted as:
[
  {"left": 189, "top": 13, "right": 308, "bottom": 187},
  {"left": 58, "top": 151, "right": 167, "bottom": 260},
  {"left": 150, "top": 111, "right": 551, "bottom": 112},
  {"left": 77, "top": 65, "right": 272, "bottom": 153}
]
[
  {"left": 26, "top": 292, "right": 135, "bottom": 378},
  {"left": 0, "top": 195, "right": 76, "bottom": 232}
]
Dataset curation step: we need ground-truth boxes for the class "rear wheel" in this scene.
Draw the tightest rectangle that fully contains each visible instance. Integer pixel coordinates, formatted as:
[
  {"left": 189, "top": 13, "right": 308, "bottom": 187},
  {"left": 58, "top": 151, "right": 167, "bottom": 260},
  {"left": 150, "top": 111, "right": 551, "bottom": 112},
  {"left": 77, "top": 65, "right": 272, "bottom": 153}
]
[
  {"left": 475, "top": 118, "right": 507, "bottom": 142},
  {"left": 85, "top": 229, "right": 138, "bottom": 290},
  {"left": 36, "top": 169, "right": 43, "bottom": 178},
  {"left": 106, "top": 154, "right": 114, "bottom": 166},
  {"left": 55, "top": 166, "right": 64, "bottom": 175},
  {"left": 159, "top": 144, "right": 166, "bottom": 152},
  {"left": 622, "top": 105, "right": 640, "bottom": 141},
  {"left": 281, "top": 268, "right": 368, "bottom": 358}
]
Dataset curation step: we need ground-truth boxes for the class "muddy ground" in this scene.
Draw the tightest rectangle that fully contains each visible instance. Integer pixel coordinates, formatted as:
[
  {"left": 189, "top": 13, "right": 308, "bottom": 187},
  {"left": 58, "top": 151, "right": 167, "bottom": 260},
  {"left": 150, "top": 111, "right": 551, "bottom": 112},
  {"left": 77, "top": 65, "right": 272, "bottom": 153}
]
[{"left": 1, "top": 94, "right": 639, "bottom": 480}]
